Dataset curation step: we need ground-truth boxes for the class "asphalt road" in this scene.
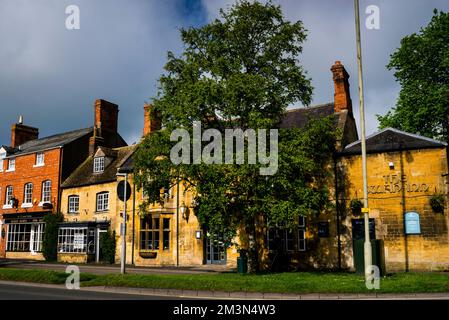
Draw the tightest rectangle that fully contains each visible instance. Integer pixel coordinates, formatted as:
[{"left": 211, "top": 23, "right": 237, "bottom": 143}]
[{"left": 0, "top": 283, "right": 184, "bottom": 300}]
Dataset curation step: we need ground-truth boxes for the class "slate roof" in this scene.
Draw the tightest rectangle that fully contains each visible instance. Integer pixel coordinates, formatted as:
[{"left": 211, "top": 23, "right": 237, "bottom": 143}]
[
  {"left": 280, "top": 103, "right": 335, "bottom": 129},
  {"left": 61, "top": 145, "right": 136, "bottom": 188},
  {"left": 5, "top": 127, "right": 93, "bottom": 157},
  {"left": 341, "top": 127, "right": 447, "bottom": 155}
]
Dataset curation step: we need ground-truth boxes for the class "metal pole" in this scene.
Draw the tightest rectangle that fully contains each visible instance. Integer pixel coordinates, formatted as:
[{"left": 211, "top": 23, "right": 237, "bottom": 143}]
[
  {"left": 354, "top": 0, "right": 372, "bottom": 278},
  {"left": 120, "top": 173, "right": 128, "bottom": 274},
  {"left": 176, "top": 175, "right": 180, "bottom": 267}
]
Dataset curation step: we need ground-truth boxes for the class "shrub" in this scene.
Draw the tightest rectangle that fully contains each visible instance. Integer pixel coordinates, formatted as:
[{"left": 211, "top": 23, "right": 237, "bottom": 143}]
[
  {"left": 100, "top": 230, "right": 116, "bottom": 264},
  {"left": 42, "top": 212, "right": 64, "bottom": 261}
]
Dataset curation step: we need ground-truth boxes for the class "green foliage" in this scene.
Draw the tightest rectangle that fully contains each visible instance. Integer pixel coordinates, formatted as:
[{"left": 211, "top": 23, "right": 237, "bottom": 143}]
[
  {"left": 377, "top": 10, "right": 449, "bottom": 142},
  {"left": 100, "top": 230, "right": 116, "bottom": 264},
  {"left": 134, "top": 1, "right": 337, "bottom": 270},
  {"left": 430, "top": 194, "right": 445, "bottom": 213},
  {"left": 42, "top": 212, "right": 64, "bottom": 261},
  {"left": 350, "top": 199, "right": 363, "bottom": 215}
]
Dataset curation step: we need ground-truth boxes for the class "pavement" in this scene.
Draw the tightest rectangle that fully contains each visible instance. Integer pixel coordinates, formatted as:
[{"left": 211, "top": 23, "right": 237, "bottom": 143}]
[{"left": 0, "top": 259, "right": 232, "bottom": 275}]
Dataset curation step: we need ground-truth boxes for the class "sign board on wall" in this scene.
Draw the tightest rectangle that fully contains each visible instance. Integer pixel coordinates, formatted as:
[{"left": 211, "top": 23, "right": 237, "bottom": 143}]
[
  {"left": 73, "top": 234, "right": 84, "bottom": 250},
  {"left": 404, "top": 212, "right": 421, "bottom": 235}
]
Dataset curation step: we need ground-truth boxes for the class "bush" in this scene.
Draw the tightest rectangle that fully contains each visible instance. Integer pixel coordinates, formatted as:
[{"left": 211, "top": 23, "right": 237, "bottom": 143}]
[
  {"left": 42, "top": 212, "right": 64, "bottom": 261},
  {"left": 100, "top": 230, "right": 116, "bottom": 264}
]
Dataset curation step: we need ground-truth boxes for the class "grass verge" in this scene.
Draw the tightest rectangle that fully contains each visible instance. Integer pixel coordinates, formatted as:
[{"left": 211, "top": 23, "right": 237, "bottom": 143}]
[{"left": 0, "top": 268, "right": 448, "bottom": 294}]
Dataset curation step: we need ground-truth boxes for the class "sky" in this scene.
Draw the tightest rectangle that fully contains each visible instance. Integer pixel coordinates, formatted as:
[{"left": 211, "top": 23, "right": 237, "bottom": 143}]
[{"left": 1, "top": 0, "right": 448, "bottom": 146}]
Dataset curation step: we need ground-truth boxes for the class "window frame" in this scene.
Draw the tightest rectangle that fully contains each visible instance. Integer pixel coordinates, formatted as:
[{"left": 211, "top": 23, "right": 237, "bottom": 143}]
[
  {"left": 96, "top": 192, "right": 109, "bottom": 212},
  {"left": 93, "top": 157, "right": 105, "bottom": 173},
  {"left": 140, "top": 215, "right": 171, "bottom": 251},
  {"left": 35, "top": 152, "right": 45, "bottom": 166},
  {"left": 5, "top": 185, "right": 13, "bottom": 205},
  {"left": 57, "top": 227, "right": 88, "bottom": 253},
  {"left": 41, "top": 180, "right": 52, "bottom": 204},
  {"left": 68, "top": 195, "right": 80, "bottom": 214},
  {"left": 7, "top": 158, "right": 15, "bottom": 171},
  {"left": 23, "top": 183, "right": 33, "bottom": 205}
]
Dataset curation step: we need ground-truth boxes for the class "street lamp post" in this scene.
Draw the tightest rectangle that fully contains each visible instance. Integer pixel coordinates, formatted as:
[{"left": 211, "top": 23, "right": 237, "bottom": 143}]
[
  {"left": 354, "top": 0, "right": 373, "bottom": 278},
  {"left": 117, "top": 172, "right": 128, "bottom": 274}
]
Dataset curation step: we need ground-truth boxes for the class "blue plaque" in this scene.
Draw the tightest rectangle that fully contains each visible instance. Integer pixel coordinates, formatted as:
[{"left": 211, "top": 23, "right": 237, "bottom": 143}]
[{"left": 404, "top": 212, "right": 421, "bottom": 234}]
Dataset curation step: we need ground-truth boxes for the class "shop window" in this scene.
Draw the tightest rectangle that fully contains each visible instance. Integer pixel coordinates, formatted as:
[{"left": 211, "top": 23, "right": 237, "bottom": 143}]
[
  {"left": 58, "top": 227, "right": 88, "bottom": 253},
  {"left": 7, "top": 223, "right": 44, "bottom": 252}
]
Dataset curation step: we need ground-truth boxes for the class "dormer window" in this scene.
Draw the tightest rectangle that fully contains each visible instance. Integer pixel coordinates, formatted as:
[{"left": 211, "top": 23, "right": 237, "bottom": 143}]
[{"left": 93, "top": 157, "right": 105, "bottom": 173}]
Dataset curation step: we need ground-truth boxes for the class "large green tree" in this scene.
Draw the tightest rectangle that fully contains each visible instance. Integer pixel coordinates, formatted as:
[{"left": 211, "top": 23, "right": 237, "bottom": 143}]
[
  {"left": 134, "top": 0, "right": 337, "bottom": 271},
  {"left": 377, "top": 10, "right": 449, "bottom": 142}
]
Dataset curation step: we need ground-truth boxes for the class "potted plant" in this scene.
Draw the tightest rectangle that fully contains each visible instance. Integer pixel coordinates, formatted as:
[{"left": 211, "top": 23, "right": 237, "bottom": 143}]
[
  {"left": 350, "top": 199, "right": 363, "bottom": 215},
  {"left": 430, "top": 195, "right": 445, "bottom": 213}
]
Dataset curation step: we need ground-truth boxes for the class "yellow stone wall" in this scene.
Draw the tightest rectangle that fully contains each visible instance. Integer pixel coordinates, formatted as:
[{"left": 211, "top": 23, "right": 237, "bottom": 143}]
[{"left": 338, "top": 148, "right": 449, "bottom": 271}]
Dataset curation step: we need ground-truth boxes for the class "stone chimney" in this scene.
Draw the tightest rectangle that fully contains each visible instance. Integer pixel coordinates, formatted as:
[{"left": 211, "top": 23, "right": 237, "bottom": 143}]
[
  {"left": 143, "top": 103, "right": 161, "bottom": 136},
  {"left": 331, "top": 61, "right": 352, "bottom": 114},
  {"left": 94, "top": 99, "right": 119, "bottom": 135},
  {"left": 11, "top": 116, "right": 39, "bottom": 148},
  {"left": 89, "top": 126, "right": 105, "bottom": 156}
]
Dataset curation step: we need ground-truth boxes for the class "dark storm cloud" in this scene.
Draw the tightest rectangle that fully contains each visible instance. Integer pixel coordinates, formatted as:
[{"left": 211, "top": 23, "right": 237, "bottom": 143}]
[
  {"left": 0, "top": 0, "right": 206, "bottom": 145},
  {"left": 202, "top": 0, "right": 449, "bottom": 136},
  {"left": 1, "top": 0, "right": 449, "bottom": 145}
]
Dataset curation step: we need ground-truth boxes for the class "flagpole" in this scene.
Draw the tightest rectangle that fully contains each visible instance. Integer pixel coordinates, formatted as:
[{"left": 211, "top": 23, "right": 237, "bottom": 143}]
[{"left": 354, "top": 0, "right": 372, "bottom": 279}]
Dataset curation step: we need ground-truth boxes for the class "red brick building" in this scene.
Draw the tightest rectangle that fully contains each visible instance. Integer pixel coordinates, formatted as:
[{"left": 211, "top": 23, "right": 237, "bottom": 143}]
[{"left": 0, "top": 99, "right": 126, "bottom": 260}]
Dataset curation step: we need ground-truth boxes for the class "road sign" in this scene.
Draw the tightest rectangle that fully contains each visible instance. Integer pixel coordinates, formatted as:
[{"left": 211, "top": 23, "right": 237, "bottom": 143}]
[{"left": 117, "top": 181, "right": 131, "bottom": 202}]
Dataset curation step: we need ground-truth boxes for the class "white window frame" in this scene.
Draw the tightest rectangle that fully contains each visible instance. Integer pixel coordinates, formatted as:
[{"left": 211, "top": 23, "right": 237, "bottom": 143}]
[
  {"left": 96, "top": 192, "right": 109, "bottom": 212},
  {"left": 0, "top": 151, "right": 6, "bottom": 172},
  {"left": 34, "top": 152, "right": 45, "bottom": 167},
  {"left": 40, "top": 180, "right": 52, "bottom": 205},
  {"left": 3, "top": 186, "right": 13, "bottom": 209},
  {"left": 58, "top": 227, "right": 88, "bottom": 253},
  {"left": 68, "top": 195, "right": 80, "bottom": 214},
  {"left": 93, "top": 157, "right": 105, "bottom": 173},
  {"left": 22, "top": 183, "right": 33, "bottom": 207},
  {"left": 6, "top": 223, "right": 45, "bottom": 252},
  {"left": 7, "top": 158, "right": 15, "bottom": 171}
]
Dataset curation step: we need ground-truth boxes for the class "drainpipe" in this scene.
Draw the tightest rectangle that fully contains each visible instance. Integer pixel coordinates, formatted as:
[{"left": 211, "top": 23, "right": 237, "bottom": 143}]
[{"left": 176, "top": 174, "right": 180, "bottom": 267}]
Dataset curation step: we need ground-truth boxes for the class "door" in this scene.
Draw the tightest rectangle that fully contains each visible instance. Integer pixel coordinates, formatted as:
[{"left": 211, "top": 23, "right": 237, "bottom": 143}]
[
  {"left": 30, "top": 223, "right": 43, "bottom": 254},
  {"left": 206, "top": 233, "right": 226, "bottom": 264}
]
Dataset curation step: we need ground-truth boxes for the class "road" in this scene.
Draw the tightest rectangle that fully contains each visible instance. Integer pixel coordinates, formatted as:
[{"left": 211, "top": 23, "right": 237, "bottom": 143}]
[{"left": 0, "top": 282, "right": 186, "bottom": 300}]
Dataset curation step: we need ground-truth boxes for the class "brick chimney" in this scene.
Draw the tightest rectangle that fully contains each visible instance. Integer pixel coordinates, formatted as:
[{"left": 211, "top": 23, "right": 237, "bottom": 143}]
[
  {"left": 94, "top": 99, "right": 119, "bottom": 135},
  {"left": 89, "top": 126, "right": 105, "bottom": 156},
  {"left": 143, "top": 103, "right": 161, "bottom": 136},
  {"left": 331, "top": 61, "right": 352, "bottom": 114},
  {"left": 11, "top": 116, "right": 39, "bottom": 148}
]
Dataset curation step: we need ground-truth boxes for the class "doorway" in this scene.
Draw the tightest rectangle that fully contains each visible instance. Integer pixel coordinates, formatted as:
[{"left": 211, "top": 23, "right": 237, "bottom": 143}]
[{"left": 205, "top": 233, "right": 226, "bottom": 264}]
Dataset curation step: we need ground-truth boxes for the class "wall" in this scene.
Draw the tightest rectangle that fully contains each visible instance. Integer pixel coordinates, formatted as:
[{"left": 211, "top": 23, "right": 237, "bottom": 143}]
[{"left": 338, "top": 148, "right": 449, "bottom": 272}]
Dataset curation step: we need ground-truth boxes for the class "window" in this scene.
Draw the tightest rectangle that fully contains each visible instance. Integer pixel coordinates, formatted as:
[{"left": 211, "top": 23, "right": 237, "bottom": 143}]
[
  {"left": 5, "top": 186, "right": 13, "bottom": 205},
  {"left": 58, "top": 227, "right": 88, "bottom": 253},
  {"left": 7, "top": 158, "right": 15, "bottom": 171},
  {"left": 96, "top": 192, "right": 109, "bottom": 212},
  {"left": 93, "top": 157, "right": 105, "bottom": 173},
  {"left": 0, "top": 159, "right": 3, "bottom": 172},
  {"left": 41, "top": 180, "right": 52, "bottom": 203},
  {"left": 23, "top": 183, "right": 33, "bottom": 204},
  {"left": 68, "top": 195, "right": 80, "bottom": 213},
  {"left": 266, "top": 217, "right": 306, "bottom": 252},
  {"left": 7, "top": 223, "right": 44, "bottom": 252},
  {"left": 163, "top": 218, "right": 170, "bottom": 250},
  {"left": 298, "top": 216, "right": 306, "bottom": 251},
  {"left": 140, "top": 215, "right": 170, "bottom": 251},
  {"left": 35, "top": 152, "right": 45, "bottom": 166}
]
